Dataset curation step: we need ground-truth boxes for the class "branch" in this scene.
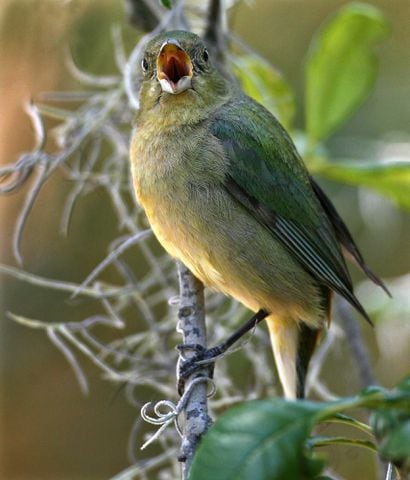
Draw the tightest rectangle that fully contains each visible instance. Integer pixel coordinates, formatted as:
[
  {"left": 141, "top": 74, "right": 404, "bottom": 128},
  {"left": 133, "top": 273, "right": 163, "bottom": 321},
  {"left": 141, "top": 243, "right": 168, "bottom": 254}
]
[
  {"left": 176, "top": 262, "right": 212, "bottom": 478},
  {"left": 336, "top": 297, "right": 376, "bottom": 388},
  {"left": 203, "top": 0, "right": 226, "bottom": 56},
  {"left": 203, "top": 0, "right": 231, "bottom": 80},
  {"left": 124, "top": 0, "right": 162, "bottom": 32}
]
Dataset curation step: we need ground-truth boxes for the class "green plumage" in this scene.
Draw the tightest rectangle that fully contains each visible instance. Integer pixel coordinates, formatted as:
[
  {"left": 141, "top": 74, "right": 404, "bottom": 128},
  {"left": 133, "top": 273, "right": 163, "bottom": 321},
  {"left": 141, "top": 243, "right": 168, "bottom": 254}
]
[
  {"left": 211, "top": 97, "right": 373, "bottom": 322},
  {"left": 130, "top": 30, "right": 387, "bottom": 398}
]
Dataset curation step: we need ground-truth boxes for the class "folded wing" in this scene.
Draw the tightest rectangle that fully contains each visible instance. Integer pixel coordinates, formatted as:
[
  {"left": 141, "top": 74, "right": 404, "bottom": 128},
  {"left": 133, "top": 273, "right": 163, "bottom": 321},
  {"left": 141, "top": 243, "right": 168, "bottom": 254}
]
[{"left": 211, "top": 97, "right": 375, "bottom": 323}]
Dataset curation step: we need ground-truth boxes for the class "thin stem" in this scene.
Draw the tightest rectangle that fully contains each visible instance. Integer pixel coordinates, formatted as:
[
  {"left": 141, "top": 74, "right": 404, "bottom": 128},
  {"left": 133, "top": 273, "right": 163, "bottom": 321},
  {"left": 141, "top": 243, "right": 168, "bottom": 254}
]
[
  {"left": 0, "top": 264, "right": 134, "bottom": 299},
  {"left": 309, "top": 435, "right": 378, "bottom": 454},
  {"left": 322, "top": 413, "right": 373, "bottom": 435}
]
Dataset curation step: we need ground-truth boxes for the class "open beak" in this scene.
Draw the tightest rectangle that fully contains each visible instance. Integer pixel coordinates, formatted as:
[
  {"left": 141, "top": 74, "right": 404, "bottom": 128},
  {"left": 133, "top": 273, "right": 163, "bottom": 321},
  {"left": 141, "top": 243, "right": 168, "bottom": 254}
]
[{"left": 157, "top": 40, "right": 193, "bottom": 94}]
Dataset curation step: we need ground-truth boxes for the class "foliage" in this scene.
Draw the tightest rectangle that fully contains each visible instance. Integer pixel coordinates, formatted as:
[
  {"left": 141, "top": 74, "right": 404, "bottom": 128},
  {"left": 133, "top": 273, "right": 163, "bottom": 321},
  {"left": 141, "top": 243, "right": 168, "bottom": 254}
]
[
  {"left": 190, "top": 381, "right": 410, "bottom": 479},
  {"left": 235, "top": 2, "right": 410, "bottom": 212},
  {"left": 189, "top": 400, "right": 323, "bottom": 480},
  {"left": 305, "top": 2, "right": 390, "bottom": 145},
  {"left": 310, "top": 159, "right": 410, "bottom": 211},
  {"left": 160, "top": 0, "right": 172, "bottom": 9},
  {"left": 371, "top": 379, "right": 410, "bottom": 475}
]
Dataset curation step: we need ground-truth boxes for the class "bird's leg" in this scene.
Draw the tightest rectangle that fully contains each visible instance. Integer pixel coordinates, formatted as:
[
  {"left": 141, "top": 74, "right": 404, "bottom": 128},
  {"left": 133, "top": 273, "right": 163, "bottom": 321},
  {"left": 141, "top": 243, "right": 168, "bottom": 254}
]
[{"left": 177, "top": 309, "right": 268, "bottom": 395}]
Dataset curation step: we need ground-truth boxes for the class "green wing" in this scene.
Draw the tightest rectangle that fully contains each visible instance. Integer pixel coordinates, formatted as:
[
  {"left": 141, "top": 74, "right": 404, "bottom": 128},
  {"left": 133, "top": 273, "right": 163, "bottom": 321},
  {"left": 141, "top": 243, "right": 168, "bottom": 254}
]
[{"left": 211, "top": 95, "right": 371, "bottom": 323}]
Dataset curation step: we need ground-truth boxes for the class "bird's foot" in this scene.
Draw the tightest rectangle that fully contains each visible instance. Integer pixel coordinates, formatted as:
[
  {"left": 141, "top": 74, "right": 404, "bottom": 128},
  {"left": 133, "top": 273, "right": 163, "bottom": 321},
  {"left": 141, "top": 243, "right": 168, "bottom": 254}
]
[
  {"left": 176, "top": 310, "right": 269, "bottom": 396},
  {"left": 176, "top": 343, "right": 219, "bottom": 396}
]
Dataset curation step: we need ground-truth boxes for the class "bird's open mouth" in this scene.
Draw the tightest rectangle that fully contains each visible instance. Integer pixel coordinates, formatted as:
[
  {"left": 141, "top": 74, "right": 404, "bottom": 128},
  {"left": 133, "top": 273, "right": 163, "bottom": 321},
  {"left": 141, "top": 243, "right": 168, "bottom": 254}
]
[{"left": 157, "top": 41, "right": 193, "bottom": 94}]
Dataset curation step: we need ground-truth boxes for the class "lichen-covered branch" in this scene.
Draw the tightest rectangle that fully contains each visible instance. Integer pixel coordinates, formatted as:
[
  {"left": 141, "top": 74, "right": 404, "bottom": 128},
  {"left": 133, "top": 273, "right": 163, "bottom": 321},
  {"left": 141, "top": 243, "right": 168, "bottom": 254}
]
[{"left": 176, "top": 262, "right": 212, "bottom": 478}]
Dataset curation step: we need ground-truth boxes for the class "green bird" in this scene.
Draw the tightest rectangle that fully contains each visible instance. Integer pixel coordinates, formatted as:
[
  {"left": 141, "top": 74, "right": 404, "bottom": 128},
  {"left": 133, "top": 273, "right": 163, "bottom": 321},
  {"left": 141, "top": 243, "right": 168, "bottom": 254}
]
[{"left": 130, "top": 30, "right": 388, "bottom": 399}]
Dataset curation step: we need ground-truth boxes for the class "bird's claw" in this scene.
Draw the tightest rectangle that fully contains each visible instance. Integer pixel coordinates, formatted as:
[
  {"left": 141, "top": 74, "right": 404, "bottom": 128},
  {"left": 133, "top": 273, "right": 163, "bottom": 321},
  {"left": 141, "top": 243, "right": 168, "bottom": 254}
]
[
  {"left": 177, "top": 343, "right": 217, "bottom": 396},
  {"left": 176, "top": 343, "right": 207, "bottom": 359}
]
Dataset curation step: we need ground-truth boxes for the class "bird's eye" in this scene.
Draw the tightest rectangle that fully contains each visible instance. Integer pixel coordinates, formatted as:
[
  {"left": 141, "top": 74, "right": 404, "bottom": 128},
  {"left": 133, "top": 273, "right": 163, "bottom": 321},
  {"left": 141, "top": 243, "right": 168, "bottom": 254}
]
[
  {"left": 141, "top": 57, "right": 149, "bottom": 73},
  {"left": 203, "top": 48, "right": 209, "bottom": 62}
]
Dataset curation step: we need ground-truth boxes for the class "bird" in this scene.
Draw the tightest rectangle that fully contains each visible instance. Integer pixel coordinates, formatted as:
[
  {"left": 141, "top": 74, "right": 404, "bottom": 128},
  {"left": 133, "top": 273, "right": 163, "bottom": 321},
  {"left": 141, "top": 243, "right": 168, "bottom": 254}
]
[{"left": 129, "top": 30, "right": 388, "bottom": 399}]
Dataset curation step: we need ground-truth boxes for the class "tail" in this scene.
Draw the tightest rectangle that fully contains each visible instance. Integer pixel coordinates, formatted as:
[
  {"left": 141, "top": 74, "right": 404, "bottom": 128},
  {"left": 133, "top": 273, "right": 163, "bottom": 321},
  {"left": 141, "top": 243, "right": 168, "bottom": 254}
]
[
  {"left": 309, "top": 176, "right": 391, "bottom": 297},
  {"left": 266, "top": 316, "right": 320, "bottom": 399}
]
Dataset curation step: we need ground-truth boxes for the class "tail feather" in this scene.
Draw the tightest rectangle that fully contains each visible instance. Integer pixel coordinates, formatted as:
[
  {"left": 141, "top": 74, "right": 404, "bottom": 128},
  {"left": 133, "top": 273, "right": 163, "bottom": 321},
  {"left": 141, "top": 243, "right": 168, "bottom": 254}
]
[
  {"left": 267, "top": 316, "right": 300, "bottom": 399},
  {"left": 266, "top": 288, "right": 330, "bottom": 399},
  {"left": 310, "top": 176, "right": 391, "bottom": 297},
  {"left": 267, "top": 317, "right": 321, "bottom": 399},
  {"left": 295, "top": 324, "right": 320, "bottom": 399}
]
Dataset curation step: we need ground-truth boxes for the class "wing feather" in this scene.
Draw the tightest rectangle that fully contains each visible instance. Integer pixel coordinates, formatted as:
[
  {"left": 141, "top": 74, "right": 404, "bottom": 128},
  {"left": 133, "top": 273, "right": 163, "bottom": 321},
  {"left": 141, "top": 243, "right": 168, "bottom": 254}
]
[
  {"left": 212, "top": 96, "right": 372, "bottom": 323},
  {"left": 310, "top": 177, "right": 391, "bottom": 296}
]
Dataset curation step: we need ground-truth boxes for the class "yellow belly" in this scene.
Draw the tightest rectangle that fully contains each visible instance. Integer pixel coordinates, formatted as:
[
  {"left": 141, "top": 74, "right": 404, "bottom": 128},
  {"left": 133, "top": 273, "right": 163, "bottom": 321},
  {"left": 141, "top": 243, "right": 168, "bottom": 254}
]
[
  {"left": 140, "top": 180, "right": 323, "bottom": 328},
  {"left": 130, "top": 117, "right": 323, "bottom": 328},
  {"left": 130, "top": 115, "right": 326, "bottom": 399}
]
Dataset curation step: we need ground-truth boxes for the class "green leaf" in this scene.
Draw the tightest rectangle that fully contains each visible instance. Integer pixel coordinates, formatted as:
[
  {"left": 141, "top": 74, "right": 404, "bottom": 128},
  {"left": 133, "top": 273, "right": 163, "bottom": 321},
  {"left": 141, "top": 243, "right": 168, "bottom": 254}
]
[
  {"left": 398, "top": 377, "right": 410, "bottom": 394},
  {"left": 160, "top": 0, "right": 172, "bottom": 9},
  {"left": 379, "top": 421, "right": 410, "bottom": 472},
  {"left": 309, "top": 160, "right": 410, "bottom": 210},
  {"left": 370, "top": 378, "right": 410, "bottom": 472},
  {"left": 306, "top": 3, "right": 389, "bottom": 144},
  {"left": 189, "top": 385, "right": 410, "bottom": 480},
  {"left": 310, "top": 159, "right": 410, "bottom": 211},
  {"left": 232, "top": 55, "right": 295, "bottom": 129},
  {"left": 188, "top": 399, "right": 324, "bottom": 480}
]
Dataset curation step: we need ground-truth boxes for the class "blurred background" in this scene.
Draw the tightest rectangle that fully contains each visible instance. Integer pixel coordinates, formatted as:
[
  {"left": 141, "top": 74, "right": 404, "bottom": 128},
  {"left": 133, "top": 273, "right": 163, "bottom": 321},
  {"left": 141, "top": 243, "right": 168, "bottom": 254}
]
[{"left": 0, "top": 1, "right": 409, "bottom": 479}]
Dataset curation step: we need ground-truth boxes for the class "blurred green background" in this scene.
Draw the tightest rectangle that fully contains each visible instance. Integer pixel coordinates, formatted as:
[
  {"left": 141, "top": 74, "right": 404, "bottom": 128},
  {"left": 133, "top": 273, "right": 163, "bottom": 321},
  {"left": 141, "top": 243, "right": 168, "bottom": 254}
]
[{"left": 0, "top": 0, "right": 409, "bottom": 479}]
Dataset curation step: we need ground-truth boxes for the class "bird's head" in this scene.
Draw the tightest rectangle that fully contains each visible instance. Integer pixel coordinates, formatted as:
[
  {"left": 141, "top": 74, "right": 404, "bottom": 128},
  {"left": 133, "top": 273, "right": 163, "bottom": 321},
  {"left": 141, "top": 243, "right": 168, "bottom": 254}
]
[{"left": 137, "top": 30, "right": 229, "bottom": 121}]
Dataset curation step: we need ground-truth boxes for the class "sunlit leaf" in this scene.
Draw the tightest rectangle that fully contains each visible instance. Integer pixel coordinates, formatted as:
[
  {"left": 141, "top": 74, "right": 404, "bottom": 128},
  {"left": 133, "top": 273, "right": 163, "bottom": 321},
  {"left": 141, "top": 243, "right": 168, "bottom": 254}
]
[
  {"left": 306, "top": 3, "right": 389, "bottom": 144},
  {"left": 232, "top": 55, "right": 295, "bottom": 129},
  {"left": 311, "top": 159, "right": 410, "bottom": 211}
]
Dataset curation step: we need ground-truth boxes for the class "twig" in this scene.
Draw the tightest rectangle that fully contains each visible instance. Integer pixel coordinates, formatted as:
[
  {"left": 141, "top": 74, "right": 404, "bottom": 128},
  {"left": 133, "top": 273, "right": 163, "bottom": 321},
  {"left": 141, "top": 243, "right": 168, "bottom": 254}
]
[
  {"left": 64, "top": 47, "right": 120, "bottom": 87},
  {"left": 336, "top": 298, "right": 389, "bottom": 479},
  {"left": 336, "top": 297, "right": 376, "bottom": 388},
  {"left": 60, "top": 136, "right": 103, "bottom": 235},
  {"left": 47, "top": 328, "right": 90, "bottom": 395},
  {"left": 25, "top": 101, "right": 47, "bottom": 152},
  {"left": 70, "top": 229, "right": 152, "bottom": 298},
  {"left": 13, "top": 159, "right": 49, "bottom": 264},
  {"left": 0, "top": 263, "right": 134, "bottom": 299},
  {"left": 176, "top": 262, "right": 212, "bottom": 478},
  {"left": 110, "top": 449, "right": 178, "bottom": 480},
  {"left": 124, "top": 0, "right": 162, "bottom": 33},
  {"left": 306, "top": 322, "right": 342, "bottom": 400},
  {"left": 203, "top": 0, "right": 230, "bottom": 78}
]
